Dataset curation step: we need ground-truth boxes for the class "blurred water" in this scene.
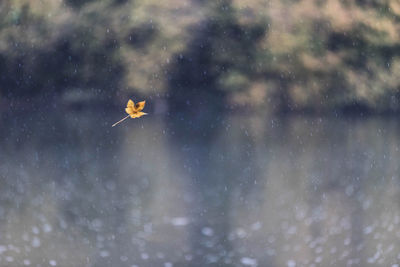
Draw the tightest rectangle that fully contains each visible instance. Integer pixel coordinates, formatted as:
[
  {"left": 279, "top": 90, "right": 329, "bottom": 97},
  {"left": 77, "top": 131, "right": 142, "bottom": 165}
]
[{"left": 1, "top": 109, "right": 400, "bottom": 266}]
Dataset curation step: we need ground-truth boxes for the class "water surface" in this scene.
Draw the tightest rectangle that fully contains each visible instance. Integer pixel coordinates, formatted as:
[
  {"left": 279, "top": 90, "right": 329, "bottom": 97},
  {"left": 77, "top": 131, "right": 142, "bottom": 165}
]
[{"left": 1, "top": 110, "right": 400, "bottom": 266}]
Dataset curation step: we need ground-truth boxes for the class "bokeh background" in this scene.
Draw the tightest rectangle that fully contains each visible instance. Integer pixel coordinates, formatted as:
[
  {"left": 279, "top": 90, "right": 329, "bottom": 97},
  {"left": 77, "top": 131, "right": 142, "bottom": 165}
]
[
  {"left": 2, "top": 0, "right": 400, "bottom": 113},
  {"left": 2, "top": 1, "right": 400, "bottom": 267}
]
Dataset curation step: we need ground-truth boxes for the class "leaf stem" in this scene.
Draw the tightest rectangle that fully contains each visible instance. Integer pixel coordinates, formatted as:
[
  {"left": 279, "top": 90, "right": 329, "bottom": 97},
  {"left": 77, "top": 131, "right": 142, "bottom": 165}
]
[{"left": 112, "top": 115, "right": 130, "bottom": 127}]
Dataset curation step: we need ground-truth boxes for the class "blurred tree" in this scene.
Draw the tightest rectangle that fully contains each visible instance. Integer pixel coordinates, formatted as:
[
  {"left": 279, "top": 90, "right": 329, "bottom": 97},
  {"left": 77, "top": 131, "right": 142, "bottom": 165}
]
[
  {"left": 0, "top": 0, "right": 124, "bottom": 104},
  {"left": 1, "top": 0, "right": 400, "bottom": 114},
  {"left": 167, "top": 0, "right": 268, "bottom": 114},
  {"left": 65, "top": 0, "right": 96, "bottom": 9}
]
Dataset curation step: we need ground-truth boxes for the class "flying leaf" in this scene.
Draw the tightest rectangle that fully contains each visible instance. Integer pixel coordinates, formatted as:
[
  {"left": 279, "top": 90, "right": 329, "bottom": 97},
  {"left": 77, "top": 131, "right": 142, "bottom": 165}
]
[{"left": 112, "top": 99, "right": 147, "bottom": 127}]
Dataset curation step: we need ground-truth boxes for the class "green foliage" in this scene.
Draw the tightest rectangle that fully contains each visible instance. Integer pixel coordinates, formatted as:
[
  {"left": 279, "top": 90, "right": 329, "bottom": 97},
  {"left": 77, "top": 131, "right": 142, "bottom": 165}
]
[
  {"left": 1, "top": 0, "right": 400, "bottom": 114},
  {"left": 0, "top": 0, "right": 124, "bottom": 100},
  {"left": 167, "top": 0, "right": 268, "bottom": 112}
]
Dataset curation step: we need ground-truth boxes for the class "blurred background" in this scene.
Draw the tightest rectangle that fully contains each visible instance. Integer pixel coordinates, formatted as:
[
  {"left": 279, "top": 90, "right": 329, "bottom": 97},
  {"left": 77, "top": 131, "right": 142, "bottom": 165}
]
[
  {"left": 2, "top": 0, "right": 400, "bottom": 113},
  {"left": 2, "top": 0, "right": 400, "bottom": 266}
]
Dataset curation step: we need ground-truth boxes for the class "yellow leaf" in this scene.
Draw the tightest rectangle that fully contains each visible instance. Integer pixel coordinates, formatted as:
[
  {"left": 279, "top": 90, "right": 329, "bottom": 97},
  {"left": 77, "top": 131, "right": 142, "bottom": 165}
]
[
  {"left": 130, "top": 112, "right": 147, "bottom": 118},
  {"left": 113, "top": 99, "right": 147, "bottom": 127},
  {"left": 133, "top": 101, "right": 146, "bottom": 112},
  {"left": 125, "top": 107, "right": 133, "bottom": 115},
  {"left": 127, "top": 99, "right": 134, "bottom": 108}
]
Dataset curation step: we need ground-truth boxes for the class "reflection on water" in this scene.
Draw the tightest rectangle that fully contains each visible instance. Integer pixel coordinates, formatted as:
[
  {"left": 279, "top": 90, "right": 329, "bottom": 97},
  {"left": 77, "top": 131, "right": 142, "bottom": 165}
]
[{"left": 1, "top": 109, "right": 400, "bottom": 266}]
